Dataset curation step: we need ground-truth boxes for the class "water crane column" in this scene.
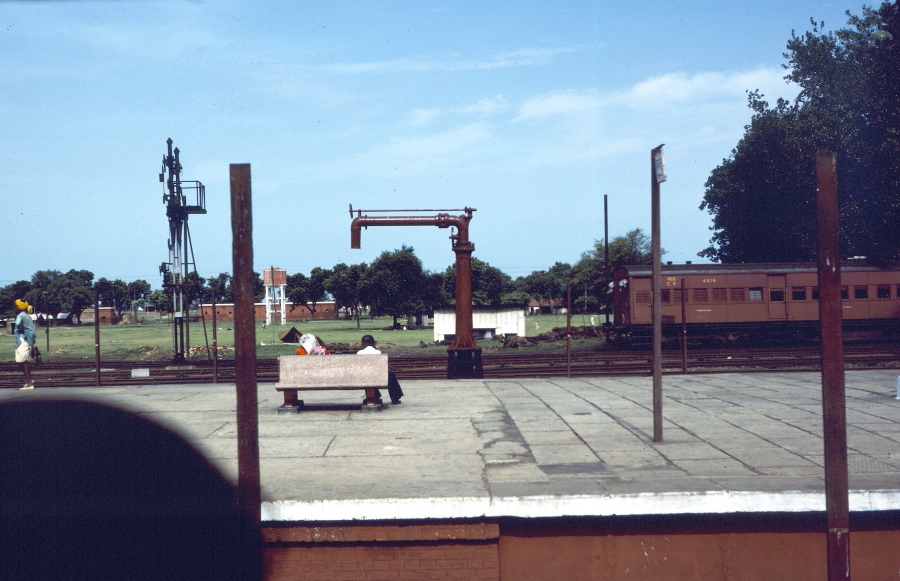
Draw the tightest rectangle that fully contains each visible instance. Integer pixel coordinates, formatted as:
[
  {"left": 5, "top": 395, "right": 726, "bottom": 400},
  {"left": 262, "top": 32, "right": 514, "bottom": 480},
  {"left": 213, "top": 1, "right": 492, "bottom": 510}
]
[{"left": 350, "top": 207, "right": 483, "bottom": 379}]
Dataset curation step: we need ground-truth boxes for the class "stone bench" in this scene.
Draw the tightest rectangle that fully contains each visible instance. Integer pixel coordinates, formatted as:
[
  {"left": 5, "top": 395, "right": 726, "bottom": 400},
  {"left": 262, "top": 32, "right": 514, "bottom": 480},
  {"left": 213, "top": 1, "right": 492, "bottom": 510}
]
[{"left": 274, "top": 354, "right": 389, "bottom": 414}]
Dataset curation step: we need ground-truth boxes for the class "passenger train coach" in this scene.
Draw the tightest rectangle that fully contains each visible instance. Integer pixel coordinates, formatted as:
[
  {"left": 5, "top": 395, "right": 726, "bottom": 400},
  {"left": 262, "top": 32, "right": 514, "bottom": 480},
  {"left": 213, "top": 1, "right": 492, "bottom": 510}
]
[{"left": 609, "top": 261, "right": 900, "bottom": 347}]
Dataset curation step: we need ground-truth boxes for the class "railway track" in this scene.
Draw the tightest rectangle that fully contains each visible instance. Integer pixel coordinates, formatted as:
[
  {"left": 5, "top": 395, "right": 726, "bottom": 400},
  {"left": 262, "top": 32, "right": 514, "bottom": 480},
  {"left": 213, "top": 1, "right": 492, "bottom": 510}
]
[{"left": 1, "top": 345, "right": 898, "bottom": 389}]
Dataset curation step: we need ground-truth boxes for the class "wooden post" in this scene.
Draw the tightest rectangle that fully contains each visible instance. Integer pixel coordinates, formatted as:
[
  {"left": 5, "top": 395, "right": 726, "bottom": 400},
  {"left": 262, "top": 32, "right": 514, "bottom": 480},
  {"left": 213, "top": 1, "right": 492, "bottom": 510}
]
[
  {"left": 230, "top": 163, "right": 261, "bottom": 526},
  {"left": 94, "top": 289, "right": 101, "bottom": 387},
  {"left": 816, "top": 151, "right": 850, "bottom": 580}
]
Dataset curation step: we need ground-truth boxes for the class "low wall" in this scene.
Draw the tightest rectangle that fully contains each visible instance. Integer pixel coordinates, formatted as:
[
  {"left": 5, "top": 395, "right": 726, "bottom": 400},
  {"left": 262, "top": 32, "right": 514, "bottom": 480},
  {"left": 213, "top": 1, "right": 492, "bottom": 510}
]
[{"left": 261, "top": 512, "right": 900, "bottom": 580}]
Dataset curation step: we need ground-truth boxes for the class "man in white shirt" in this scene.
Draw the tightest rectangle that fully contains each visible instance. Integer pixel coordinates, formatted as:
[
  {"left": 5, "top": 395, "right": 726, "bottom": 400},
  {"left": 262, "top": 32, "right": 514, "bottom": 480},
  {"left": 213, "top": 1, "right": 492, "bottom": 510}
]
[{"left": 357, "top": 335, "right": 403, "bottom": 404}]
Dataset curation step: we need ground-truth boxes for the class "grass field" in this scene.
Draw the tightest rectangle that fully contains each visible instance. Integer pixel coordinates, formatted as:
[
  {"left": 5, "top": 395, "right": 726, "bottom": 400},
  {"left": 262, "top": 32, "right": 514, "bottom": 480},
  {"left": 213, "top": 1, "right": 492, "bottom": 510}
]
[{"left": 6, "top": 313, "right": 606, "bottom": 362}]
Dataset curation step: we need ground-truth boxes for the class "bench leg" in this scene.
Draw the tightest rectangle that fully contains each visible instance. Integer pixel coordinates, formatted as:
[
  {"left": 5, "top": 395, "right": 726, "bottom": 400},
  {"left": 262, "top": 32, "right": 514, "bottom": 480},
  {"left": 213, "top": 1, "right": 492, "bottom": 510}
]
[
  {"left": 278, "top": 389, "right": 304, "bottom": 414},
  {"left": 361, "top": 388, "right": 383, "bottom": 412}
]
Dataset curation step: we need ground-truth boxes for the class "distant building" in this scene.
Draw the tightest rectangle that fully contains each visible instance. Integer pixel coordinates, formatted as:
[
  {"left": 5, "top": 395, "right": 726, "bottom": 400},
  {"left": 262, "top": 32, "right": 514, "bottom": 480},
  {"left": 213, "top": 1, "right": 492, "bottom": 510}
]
[
  {"left": 80, "top": 307, "right": 119, "bottom": 325},
  {"left": 198, "top": 302, "right": 340, "bottom": 323},
  {"left": 527, "top": 299, "right": 566, "bottom": 315}
]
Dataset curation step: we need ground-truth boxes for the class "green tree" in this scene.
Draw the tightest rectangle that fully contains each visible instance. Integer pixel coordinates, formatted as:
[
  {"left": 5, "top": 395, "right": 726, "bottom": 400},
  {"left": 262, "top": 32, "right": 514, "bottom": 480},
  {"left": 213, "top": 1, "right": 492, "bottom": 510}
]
[
  {"left": 205, "top": 273, "right": 232, "bottom": 303},
  {"left": 306, "top": 267, "right": 332, "bottom": 315},
  {"left": 514, "top": 262, "right": 571, "bottom": 312},
  {"left": 570, "top": 229, "right": 657, "bottom": 314},
  {"left": 95, "top": 278, "right": 130, "bottom": 319},
  {"left": 325, "top": 263, "right": 369, "bottom": 328},
  {"left": 51, "top": 269, "right": 95, "bottom": 323},
  {"left": 286, "top": 272, "right": 309, "bottom": 313},
  {"left": 223, "top": 271, "right": 264, "bottom": 303},
  {"left": 363, "top": 245, "right": 427, "bottom": 326},
  {"left": 0, "top": 280, "right": 33, "bottom": 317},
  {"left": 701, "top": 4, "right": 900, "bottom": 263},
  {"left": 441, "top": 258, "right": 511, "bottom": 308},
  {"left": 148, "top": 289, "right": 171, "bottom": 313}
]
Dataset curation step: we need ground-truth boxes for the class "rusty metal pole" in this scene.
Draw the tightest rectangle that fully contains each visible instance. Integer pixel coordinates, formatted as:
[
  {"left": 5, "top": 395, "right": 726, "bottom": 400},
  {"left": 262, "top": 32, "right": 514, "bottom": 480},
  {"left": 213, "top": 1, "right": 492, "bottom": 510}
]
[
  {"left": 651, "top": 145, "right": 664, "bottom": 442},
  {"left": 566, "top": 281, "right": 572, "bottom": 378},
  {"left": 212, "top": 290, "right": 219, "bottom": 384},
  {"left": 816, "top": 151, "right": 850, "bottom": 581},
  {"left": 604, "top": 194, "right": 610, "bottom": 324},
  {"left": 94, "top": 289, "right": 101, "bottom": 387},
  {"left": 681, "top": 278, "right": 688, "bottom": 374},
  {"left": 230, "top": 163, "right": 261, "bottom": 527}
]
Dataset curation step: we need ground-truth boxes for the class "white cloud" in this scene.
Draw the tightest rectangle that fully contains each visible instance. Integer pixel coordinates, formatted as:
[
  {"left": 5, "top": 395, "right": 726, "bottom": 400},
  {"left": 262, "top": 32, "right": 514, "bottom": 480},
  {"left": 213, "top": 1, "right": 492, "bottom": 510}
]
[
  {"left": 606, "top": 66, "right": 795, "bottom": 109},
  {"left": 341, "top": 122, "right": 492, "bottom": 178},
  {"left": 458, "top": 95, "right": 508, "bottom": 117},
  {"left": 404, "top": 108, "right": 442, "bottom": 126},
  {"left": 515, "top": 90, "right": 602, "bottom": 121},
  {"left": 318, "top": 46, "right": 578, "bottom": 74}
]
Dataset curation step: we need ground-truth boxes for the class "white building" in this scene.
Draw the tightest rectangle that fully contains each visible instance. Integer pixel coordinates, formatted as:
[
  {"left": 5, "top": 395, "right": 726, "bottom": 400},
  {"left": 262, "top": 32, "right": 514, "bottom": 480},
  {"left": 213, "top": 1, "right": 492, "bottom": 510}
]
[{"left": 433, "top": 308, "right": 526, "bottom": 342}]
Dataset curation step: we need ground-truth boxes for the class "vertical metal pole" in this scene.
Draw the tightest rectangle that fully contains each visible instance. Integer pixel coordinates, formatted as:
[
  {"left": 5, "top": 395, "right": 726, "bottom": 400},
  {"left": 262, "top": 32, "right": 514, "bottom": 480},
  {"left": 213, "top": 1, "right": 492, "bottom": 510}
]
[
  {"left": 681, "top": 278, "right": 688, "bottom": 374},
  {"left": 43, "top": 293, "right": 50, "bottom": 353},
  {"left": 566, "top": 281, "right": 572, "bottom": 378},
  {"left": 604, "top": 194, "right": 610, "bottom": 324},
  {"left": 185, "top": 299, "right": 190, "bottom": 359},
  {"left": 212, "top": 290, "right": 219, "bottom": 384},
  {"left": 93, "top": 289, "right": 101, "bottom": 387},
  {"left": 230, "top": 163, "right": 261, "bottom": 526},
  {"left": 816, "top": 151, "right": 850, "bottom": 581},
  {"left": 651, "top": 146, "right": 663, "bottom": 442}
]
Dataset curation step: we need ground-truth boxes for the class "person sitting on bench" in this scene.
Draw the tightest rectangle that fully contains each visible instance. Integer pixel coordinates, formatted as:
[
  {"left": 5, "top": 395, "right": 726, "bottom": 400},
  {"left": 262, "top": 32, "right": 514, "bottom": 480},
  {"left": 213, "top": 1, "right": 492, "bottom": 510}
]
[{"left": 357, "top": 334, "right": 403, "bottom": 405}]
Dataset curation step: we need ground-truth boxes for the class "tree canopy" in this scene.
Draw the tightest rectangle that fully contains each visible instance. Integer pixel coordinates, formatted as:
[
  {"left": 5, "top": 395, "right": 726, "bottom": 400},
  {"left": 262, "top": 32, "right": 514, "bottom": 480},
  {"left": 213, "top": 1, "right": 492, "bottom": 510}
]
[
  {"left": 701, "top": 3, "right": 900, "bottom": 263},
  {"left": 1, "top": 229, "right": 660, "bottom": 321}
]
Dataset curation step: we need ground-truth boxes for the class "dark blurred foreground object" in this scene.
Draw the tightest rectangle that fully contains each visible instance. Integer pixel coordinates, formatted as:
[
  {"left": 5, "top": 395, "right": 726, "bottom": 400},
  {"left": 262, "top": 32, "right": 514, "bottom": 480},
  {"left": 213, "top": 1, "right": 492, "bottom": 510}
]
[{"left": 0, "top": 399, "right": 263, "bottom": 581}]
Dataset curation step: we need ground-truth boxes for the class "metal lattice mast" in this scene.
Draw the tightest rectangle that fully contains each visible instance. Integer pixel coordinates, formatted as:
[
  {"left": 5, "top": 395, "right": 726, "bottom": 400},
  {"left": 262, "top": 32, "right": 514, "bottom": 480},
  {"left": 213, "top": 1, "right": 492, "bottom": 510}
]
[{"left": 159, "top": 138, "right": 206, "bottom": 363}]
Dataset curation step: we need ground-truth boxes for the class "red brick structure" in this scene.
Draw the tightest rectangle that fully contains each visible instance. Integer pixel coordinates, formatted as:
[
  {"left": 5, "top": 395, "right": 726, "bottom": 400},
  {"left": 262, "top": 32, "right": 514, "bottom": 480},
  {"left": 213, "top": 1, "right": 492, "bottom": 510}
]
[
  {"left": 260, "top": 517, "right": 900, "bottom": 580},
  {"left": 79, "top": 307, "right": 119, "bottom": 325},
  {"left": 263, "top": 523, "right": 500, "bottom": 580},
  {"left": 199, "top": 302, "right": 339, "bottom": 323}
]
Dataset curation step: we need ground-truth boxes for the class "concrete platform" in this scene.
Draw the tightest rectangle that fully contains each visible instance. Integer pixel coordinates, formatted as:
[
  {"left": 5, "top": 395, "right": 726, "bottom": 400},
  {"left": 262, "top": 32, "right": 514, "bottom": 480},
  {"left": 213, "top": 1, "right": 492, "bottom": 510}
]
[{"left": 3, "top": 369, "right": 899, "bottom": 523}]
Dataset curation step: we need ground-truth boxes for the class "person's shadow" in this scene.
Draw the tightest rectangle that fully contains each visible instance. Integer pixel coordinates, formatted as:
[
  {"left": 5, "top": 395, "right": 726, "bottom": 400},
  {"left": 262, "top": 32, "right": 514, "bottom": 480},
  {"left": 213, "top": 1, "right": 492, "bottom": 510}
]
[{"left": 0, "top": 399, "right": 263, "bottom": 581}]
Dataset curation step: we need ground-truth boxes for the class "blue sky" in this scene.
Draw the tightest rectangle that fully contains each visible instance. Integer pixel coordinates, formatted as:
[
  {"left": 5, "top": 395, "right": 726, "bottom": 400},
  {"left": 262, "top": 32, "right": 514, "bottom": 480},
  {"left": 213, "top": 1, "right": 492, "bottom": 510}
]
[{"left": 2, "top": 0, "right": 856, "bottom": 288}]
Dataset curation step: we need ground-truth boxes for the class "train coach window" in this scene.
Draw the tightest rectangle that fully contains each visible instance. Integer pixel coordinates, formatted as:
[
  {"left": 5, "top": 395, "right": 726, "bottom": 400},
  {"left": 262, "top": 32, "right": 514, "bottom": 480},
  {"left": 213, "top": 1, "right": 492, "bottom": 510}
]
[
  {"left": 878, "top": 285, "right": 891, "bottom": 299},
  {"left": 812, "top": 287, "right": 819, "bottom": 300},
  {"left": 730, "top": 288, "right": 745, "bottom": 302},
  {"left": 770, "top": 289, "right": 785, "bottom": 302},
  {"left": 635, "top": 291, "right": 651, "bottom": 303},
  {"left": 749, "top": 288, "right": 763, "bottom": 301},
  {"left": 712, "top": 288, "right": 727, "bottom": 302},
  {"left": 661, "top": 289, "right": 670, "bottom": 303},
  {"left": 673, "top": 288, "right": 683, "bottom": 302},
  {"left": 841, "top": 286, "right": 849, "bottom": 300},
  {"left": 693, "top": 289, "right": 708, "bottom": 302},
  {"left": 854, "top": 286, "right": 868, "bottom": 299},
  {"left": 792, "top": 287, "right": 806, "bottom": 301}
]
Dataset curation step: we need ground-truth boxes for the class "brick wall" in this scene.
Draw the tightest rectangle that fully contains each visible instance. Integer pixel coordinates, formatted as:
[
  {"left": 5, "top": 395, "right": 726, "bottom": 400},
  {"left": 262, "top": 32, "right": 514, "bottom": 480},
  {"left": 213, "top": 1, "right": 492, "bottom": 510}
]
[{"left": 263, "top": 523, "right": 499, "bottom": 581}]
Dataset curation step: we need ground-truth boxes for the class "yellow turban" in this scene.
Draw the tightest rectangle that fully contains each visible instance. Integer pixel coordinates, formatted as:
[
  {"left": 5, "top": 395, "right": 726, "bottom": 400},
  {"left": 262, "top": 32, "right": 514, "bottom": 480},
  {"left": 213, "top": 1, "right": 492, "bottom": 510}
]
[{"left": 15, "top": 299, "right": 29, "bottom": 311}]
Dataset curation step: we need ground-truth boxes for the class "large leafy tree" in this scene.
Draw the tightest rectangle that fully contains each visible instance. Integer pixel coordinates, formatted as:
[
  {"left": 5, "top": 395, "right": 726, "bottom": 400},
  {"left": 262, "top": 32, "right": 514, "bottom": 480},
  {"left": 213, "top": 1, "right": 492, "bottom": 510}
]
[
  {"left": 50, "top": 270, "right": 95, "bottom": 323},
  {"left": 363, "top": 245, "right": 428, "bottom": 326},
  {"left": 95, "top": 278, "right": 130, "bottom": 319},
  {"left": 204, "top": 273, "right": 232, "bottom": 303},
  {"left": 285, "top": 272, "right": 309, "bottom": 310},
  {"left": 325, "top": 263, "right": 370, "bottom": 327},
  {"left": 571, "top": 229, "right": 657, "bottom": 313},
  {"left": 441, "top": 258, "right": 512, "bottom": 308},
  {"left": 513, "top": 262, "right": 571, "bottom": 311},
  {"left": 701, "top": 4, "right": 900, "bottom": 263},
  {"left": 0, "top": 280, "right": 33, "bottom": 317}
]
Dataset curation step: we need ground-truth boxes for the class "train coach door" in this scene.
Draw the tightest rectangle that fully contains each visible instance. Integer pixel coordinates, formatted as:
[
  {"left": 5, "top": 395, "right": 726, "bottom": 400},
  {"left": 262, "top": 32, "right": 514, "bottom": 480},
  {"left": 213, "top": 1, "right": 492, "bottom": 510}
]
[{"left": 768, "top": 275, "right": 787, "bottom": 320}]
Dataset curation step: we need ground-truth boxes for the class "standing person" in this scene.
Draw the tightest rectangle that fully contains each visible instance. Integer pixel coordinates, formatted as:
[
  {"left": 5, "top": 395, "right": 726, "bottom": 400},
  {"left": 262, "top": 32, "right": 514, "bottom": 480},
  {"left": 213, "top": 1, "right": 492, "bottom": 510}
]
[
  {"left": 13, "top": 300, "right": 36, "bottom": 390},
  {"left": 357, "top": 335, "right": 403, "bottom": 405}
]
